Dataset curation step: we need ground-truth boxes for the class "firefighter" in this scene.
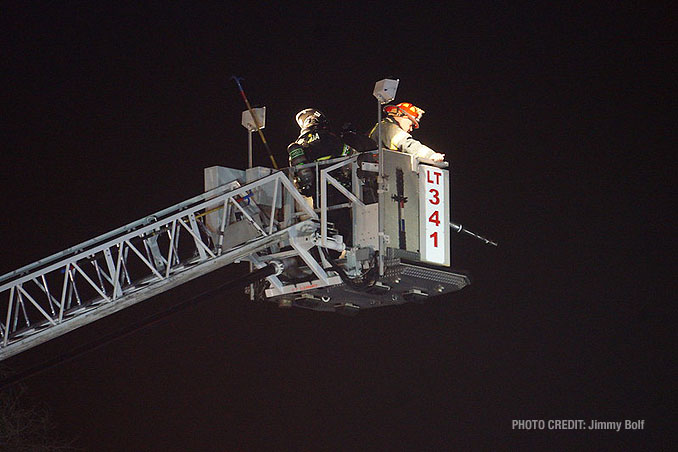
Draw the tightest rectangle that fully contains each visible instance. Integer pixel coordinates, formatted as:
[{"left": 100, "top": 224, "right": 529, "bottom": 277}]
[
  {"left": 368, "top": 102, "right": 445, "bottom": 162},
  {"left": 287, "top": 108, "right": 354, "bottom": 196}
]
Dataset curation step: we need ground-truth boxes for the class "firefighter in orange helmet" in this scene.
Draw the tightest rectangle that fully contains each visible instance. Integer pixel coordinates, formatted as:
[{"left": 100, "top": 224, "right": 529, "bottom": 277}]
[{"left": 369, "top": 102, "right": 445, "bottom": 162}]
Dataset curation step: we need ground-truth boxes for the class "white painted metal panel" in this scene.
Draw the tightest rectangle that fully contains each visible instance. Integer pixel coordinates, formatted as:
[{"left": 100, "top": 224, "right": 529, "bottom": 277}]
[{"left": 419, "top": 165, "right": 450, "bottom": 266}]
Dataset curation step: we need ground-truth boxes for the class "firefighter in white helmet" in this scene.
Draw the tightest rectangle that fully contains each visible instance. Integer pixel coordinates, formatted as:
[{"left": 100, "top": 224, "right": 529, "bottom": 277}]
[
  {"left": 287, "top": 108, "right": 355, "bottom": 196},
  {"left": 369, "top": 102, "right": 445, "bottom": 162}
]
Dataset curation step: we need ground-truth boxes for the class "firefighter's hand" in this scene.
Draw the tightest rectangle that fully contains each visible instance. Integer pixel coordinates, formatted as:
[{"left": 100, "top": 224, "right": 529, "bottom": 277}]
[{"left": 430, "top": 152, "right": 445, "bottom": 162}]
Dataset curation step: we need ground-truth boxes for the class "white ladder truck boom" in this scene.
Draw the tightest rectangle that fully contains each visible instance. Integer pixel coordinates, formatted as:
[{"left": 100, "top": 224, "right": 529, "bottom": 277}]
[
  {"left": 0, "top": 169, "right": 316, "bottom": 360},
  {"left": 1, "top": 81, "right": 497, "bottom": 361},
  {"left": 0, "top": 151, "right": 481, "bottom": 361}
]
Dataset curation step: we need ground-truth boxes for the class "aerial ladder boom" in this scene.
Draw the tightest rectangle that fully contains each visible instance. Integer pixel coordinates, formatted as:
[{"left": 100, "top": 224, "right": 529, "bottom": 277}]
[
  {"left": 0, "top": 78, "right": 499, "bottom": 362},
  {"left": 0, "top": 169, "right": 317, "bottom": 361},
  {"left": 1, "top": 150, "right": 483, "bottom": 361}
]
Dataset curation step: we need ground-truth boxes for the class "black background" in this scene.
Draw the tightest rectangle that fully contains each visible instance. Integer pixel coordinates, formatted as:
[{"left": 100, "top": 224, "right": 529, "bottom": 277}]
[{"left": 1, "top": 2, "right": 671, "bottom": 450}]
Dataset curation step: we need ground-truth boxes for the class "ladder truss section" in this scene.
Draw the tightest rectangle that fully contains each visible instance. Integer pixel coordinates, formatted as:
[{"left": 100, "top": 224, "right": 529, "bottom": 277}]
[{"left": 0, "top": 171, "right": 316, "bottom": 360}]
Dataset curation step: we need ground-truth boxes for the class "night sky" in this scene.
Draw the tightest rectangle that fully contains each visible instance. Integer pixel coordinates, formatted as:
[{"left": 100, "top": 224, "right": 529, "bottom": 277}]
[{"left": 1, "top": 2, "right": 671, "bottom": 450}]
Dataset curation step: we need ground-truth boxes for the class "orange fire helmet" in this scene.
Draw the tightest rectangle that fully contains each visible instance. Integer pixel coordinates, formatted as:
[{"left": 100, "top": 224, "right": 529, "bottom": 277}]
[{"left": 384, "top": 102, "right": 425, "bottom": 128}]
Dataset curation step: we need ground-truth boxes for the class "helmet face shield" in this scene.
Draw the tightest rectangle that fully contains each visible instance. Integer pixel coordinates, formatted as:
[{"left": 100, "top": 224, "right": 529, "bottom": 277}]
[{"left": 295, "top": 108, "right": 327, "bottom": 129}]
